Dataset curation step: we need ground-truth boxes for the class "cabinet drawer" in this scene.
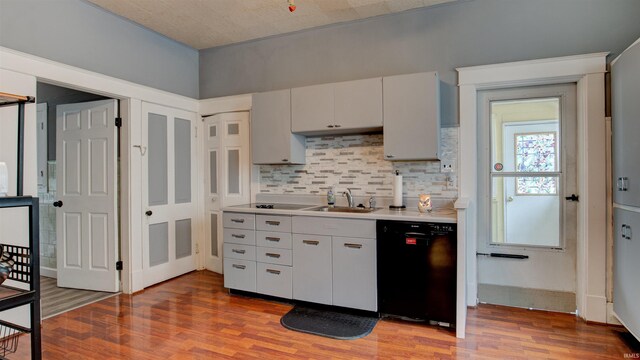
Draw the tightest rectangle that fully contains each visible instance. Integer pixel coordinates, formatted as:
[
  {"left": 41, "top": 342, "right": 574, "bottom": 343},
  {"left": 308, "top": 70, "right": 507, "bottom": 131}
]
[
  {"left": 223, "top": 212, "right": 255, "bottom": 230},
  {"left": 256, "top": 215, "right": 292, "bottom": 232},
  {"left": 256, "top": 231, "right": 292, "bottom": 249},
  {"left": 223, "top": 228, "right": 256, "bottom": 246},
  {"left": 223, "top": 258, "right": 256, "bottom": 292},
  {"left": 257, "top": 247, "right": 292, "bottom": 266},
  {"left": 292, "top": 216, "right": 376, "bottom": 238},
  {"left": 257, "top": 263, "right": 292, "bottom": 299},
  {"left": 223, "top": 243, "right": 256, "bottom": 261}
]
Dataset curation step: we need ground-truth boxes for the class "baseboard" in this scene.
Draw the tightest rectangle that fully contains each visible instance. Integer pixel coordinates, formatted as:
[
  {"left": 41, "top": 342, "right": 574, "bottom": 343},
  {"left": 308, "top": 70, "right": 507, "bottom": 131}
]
[
  {"left": 40, "top": 266, "right": 57, "bottom": 278},
  {"left": 585, "top": 295, "right": 607, "bottom": 323},
  {"left": 478, "top": 284, "right": 575, "bottom": 313},
  {"left": 607, "top": 302, "right": 622, "bottom": 325}
]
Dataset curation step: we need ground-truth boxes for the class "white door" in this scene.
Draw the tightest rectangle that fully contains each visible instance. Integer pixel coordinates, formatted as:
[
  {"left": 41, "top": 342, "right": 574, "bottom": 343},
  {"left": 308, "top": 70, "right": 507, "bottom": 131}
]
[
  {"left": 142, "top": 102, "right": 197, "bottom": 287},
  {"left": 503, "top": 121, "right": 560, "bottom": 246},
  {"left": 204, "top": 112, "right": 251, "bottom": 273},
  {"left": 56, "top": 99, "right": 119, "bottom": 292},
  {"left": 478, "top": 84, "right": 577, "bottom": 312}
]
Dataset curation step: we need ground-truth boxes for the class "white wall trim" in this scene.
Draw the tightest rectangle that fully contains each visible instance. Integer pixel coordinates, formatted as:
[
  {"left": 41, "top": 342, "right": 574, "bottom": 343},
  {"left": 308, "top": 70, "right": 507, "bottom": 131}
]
[
  {"left": 457, "top": 52, "right": 609, "bottom": 323},
  {"left": 1, "top": 46, "right": 199, "bottom": 294},
  {"left": 454, "top": 197, "right": 469, "bottom": 339}
]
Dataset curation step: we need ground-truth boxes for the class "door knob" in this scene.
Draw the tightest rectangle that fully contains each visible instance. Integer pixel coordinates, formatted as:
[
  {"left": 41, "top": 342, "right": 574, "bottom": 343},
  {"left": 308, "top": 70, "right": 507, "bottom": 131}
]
[
  {"left": 565, "top": 194, "right": 579, "bottom": 202},
  {"left": 53, "top": 200, "right": 63, "bottom": 207},
  {"left": 507, "top": 196, "right": 514, "bottom": 202},
  {"left": 145, "top": 210, "right": 153, "bottom": 216}
]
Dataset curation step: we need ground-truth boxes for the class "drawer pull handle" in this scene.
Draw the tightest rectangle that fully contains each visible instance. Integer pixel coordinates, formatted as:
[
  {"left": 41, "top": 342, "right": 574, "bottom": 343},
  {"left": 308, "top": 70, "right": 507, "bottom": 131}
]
[
  {"left": 232, "top": 264, "right": 246, "bottom": 270},
  {"left": 265, "top": 220, "right": 281, "bottom": 226},
  {"left": 266, "top": 253, "right": 281, "bottom": 258},
  {"left": 303, "top": 240, "right": 319, "bottom": 246},
  {"left": 231, "top": 219, "right": 245, "bottom": 223},
  {"left": 266, "top": 269, "right": 281, "bottom": 275},
  {"left": 265, "top": 236, "right": 281, "bottom": 242},
  {"left": 344, "top": 243, "right": 362, "bottom": 249},
  {"left": 231, "top": 234, "right": 246, "bottom": 239},
  {"left": 232, "top": 249, "right": 246, "bottom": 254}
]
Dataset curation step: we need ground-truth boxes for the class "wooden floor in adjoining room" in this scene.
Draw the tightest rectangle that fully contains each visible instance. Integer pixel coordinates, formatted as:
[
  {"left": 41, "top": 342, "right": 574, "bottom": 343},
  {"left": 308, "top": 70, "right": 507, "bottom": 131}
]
[{"left": 13, "top": 271, "right": 637, "bottom": 359}]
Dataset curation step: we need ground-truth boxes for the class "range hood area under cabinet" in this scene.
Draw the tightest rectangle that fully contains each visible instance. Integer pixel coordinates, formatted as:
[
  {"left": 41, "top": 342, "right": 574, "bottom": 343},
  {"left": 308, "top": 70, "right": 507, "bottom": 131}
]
[{"left": 250, "top": 71, "right": 441, "bottom": 165}]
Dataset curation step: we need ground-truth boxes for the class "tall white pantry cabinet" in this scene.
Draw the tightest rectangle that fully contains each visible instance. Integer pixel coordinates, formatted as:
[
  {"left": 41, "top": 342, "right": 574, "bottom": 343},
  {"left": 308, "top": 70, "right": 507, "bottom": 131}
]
[{"left": 612, "top": 37, "right": 640, "bottom": 341}]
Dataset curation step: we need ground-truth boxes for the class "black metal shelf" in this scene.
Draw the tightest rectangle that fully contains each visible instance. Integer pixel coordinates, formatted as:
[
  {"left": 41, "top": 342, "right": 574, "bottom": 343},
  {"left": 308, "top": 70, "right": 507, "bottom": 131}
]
[{"left": 0, "top": 92, "right": 41, "bottom": 359}]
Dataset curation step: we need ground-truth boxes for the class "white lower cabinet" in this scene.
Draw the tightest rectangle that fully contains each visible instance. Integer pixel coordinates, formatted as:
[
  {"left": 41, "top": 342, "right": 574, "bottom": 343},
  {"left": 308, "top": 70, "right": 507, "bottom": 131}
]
[
  {"left": 332, "top": 237, "right": 377, "bottom": 311},
  {"left": 257, "top": 263, "right": 293, "bottom": 298},
  {"left": 223, "top": 258, "right": 256, "bottom": 292},
  {"left": 292, "top": 234, "right": 333, "bottom": 305}
]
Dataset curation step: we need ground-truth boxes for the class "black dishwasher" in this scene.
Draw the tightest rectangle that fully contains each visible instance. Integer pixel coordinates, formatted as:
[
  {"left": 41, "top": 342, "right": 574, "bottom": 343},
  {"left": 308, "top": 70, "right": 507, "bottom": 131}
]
[{"left": 377, "top": 220, "right": 457, "bottom": 325}]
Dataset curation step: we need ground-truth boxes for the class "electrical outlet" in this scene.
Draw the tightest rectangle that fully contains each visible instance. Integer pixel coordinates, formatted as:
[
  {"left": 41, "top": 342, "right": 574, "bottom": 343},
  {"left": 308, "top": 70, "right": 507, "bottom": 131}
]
[{"left": 441, "top": 160, "right": 455, "bottom": 173}]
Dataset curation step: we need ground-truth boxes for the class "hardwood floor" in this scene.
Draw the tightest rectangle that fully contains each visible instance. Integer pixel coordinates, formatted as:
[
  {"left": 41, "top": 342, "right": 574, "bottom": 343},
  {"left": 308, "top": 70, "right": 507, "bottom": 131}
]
[{"left": 13, "top": 271, "right": 638, "bottom": 359}]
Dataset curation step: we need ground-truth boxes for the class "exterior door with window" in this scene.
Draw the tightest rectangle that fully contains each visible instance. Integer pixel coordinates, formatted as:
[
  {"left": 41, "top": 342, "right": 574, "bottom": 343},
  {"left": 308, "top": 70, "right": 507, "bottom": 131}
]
[
  {"left": 478, "top": 84, "right": 577, "bottom": 312},
  {"left": 141, "top": 102, "right": 197, "bottom": 287},
  {"left": 204, "top": 112, "right": 251, "bottom": 273}
]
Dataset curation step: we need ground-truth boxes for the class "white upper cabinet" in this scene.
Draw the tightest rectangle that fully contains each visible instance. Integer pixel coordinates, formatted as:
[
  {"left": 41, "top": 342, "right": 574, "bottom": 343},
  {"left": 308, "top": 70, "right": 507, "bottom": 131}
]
[
  {"left": 291, "top": 83, "right": 334, "bottom": 133},
  {"left": 251, "top": 89, "right": 306, "bottom": 165},
  {"left": 383, "top": 72, "right": 440, "bottom": 161},
  {"left": 291, "top": 77, "right": 383, "bottom": 135}
]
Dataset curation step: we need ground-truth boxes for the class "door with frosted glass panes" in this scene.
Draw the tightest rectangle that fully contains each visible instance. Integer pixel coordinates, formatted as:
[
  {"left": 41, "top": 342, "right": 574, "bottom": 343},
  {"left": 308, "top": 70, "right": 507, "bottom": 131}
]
[
  {"left": 204, "top": 111, "right": 251, "bottom": 273},
  {"left": 142, "top": 102, "right": 197, "bottom": 287}
]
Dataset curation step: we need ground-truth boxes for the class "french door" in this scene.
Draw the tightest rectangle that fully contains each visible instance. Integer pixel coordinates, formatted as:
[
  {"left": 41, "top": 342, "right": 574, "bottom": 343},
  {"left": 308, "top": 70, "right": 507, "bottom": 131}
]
[
  {"left": 141, "top": 102, "right": 197, "bottom": 287},
  {"left": 204, "top": 111, "right": 251, "bottom": 273}
]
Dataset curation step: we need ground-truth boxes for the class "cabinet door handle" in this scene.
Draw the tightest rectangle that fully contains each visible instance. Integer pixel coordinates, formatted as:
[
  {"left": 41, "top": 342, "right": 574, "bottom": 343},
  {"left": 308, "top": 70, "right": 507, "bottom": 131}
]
[
  {"left": 265, "top": 220, "right": 281, "bottom": 226},
  {"left": 265, "top": 253, "right": 281, "bottom": 258},
  {"left": 266, "top": 269, "right": 281, "bottom": 275},
  {"left": 344, "top": 243, "right": 362, "bottom": 249},
  {"left": 622, "top": 177, "right": 629, "bottom": 191},
  {"left": 265, "top": 236, "right": 280, "bottom": 242},
  {"left": 623, "top": 224, "right": 632, "bottom": 240},
  {"left": 232, "top": 264, "right": 246, "bottom": 270},
  {"left": 334, "top": 124, "right": 341, "bottom": 128},
  {"left": 282, "top": 159, "right": 289, "bottom": 162},
  {"left": 385, "top": 154, "right": 394, "bottom": 158},
  {"left": 327, "top": 125, "right": 335, "bottom": 128},
  {"left": 231, "top": 218, "right": 245, "bottom": 223},
  {"left": 231, "top": 234, "right": 246, "bottom": 239},
  {"left": 617, "top": 177, "right": 623, "bottom": 191},
  {"left": 232, "top": 249, "right": 246, "bottom": 254},
  {"left": 303, "top": 240, "right": 319, "bottom": 246}
]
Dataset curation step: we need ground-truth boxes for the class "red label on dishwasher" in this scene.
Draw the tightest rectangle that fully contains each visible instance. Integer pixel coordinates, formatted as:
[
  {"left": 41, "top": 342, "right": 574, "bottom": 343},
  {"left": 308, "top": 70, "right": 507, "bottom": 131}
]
[{"left": 406, "top": 238, "right": 417, "bottom": 245}]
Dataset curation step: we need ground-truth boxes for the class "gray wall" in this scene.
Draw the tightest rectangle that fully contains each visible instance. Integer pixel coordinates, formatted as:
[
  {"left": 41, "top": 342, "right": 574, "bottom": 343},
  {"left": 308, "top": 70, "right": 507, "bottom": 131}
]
[
  {"left": 37, "top": 82, "right": 109, "bottom": 160},
  {"left": 1, "top": 0, "right": 199, "bottom": 98},
  {"left": 200, "top": 0, "right": 640, "bottom": 126}
]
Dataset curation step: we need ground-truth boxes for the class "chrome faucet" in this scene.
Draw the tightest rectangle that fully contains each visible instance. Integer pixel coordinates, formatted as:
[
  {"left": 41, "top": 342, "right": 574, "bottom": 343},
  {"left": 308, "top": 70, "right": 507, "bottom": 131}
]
[{"left": 343, "top": 188, "right": 355, "bottom": 208}]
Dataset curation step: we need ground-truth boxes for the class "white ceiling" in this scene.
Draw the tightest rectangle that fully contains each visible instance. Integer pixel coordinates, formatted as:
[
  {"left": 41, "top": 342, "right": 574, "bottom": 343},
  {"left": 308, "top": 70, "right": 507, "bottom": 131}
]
[{"left": 86, "top": 0, "right": 456, "bottom": 50}]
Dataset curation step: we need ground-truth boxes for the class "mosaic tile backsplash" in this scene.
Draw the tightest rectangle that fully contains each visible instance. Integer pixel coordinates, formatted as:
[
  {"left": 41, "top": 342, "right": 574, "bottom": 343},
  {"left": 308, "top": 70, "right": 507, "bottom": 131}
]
[{"left": 259, "top": 128, "right": 458, "bottom": 199}]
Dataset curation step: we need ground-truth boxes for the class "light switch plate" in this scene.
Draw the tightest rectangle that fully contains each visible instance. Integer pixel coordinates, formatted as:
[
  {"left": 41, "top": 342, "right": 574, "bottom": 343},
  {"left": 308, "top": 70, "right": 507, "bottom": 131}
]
[{"left": 441, "top": 160, "right": 455, "bottom": 173}]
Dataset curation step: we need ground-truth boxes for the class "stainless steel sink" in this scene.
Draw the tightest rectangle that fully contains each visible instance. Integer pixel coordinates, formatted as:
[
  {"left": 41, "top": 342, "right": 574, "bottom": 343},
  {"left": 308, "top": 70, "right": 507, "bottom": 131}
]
[{"left": 308, "top": 206, "right": 377, "bottom": 213}]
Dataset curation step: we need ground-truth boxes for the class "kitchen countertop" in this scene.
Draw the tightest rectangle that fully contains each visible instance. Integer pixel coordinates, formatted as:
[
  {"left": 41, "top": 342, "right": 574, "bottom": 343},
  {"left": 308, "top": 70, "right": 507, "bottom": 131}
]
[{"left": 223, "top": 203, "right": 457, "bottom": 223}]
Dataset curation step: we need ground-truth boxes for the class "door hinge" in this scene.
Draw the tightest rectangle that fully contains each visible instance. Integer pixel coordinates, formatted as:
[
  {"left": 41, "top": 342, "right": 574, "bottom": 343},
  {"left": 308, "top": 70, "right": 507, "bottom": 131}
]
[
  {"left": 116, "top": 260, "right": 123, "bottom": 271},
  {"left": 115, "top": 117, "right": 122, "bottom": 127}
]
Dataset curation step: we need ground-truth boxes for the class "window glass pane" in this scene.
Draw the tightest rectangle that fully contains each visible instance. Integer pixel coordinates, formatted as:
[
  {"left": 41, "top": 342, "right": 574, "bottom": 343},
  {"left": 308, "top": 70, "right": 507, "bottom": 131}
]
[
  {"left": 209, "top": 125, "right": 217, "bottom": 138},
  {"left": 491, "top": 176, "right": 560, "bottom": 247},
  {"left": 210, "top": 213, "right": 218, "bottom": 257},
  {"left": 490, "top": 98, "right": 560, "bottom": 174}
]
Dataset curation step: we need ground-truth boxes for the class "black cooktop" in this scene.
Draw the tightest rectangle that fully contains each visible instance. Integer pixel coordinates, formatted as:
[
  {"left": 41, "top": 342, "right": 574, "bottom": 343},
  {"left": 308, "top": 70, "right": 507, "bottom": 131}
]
[{"left": 253, "top": 203, "right": 311, "bottom": 210}]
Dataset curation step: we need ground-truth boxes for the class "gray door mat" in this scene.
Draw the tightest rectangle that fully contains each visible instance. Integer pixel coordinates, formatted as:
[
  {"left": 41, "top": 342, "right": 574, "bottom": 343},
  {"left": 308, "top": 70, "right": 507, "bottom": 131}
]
[{"left": 280, "top": 306, "right": 379, "bottom": 340}]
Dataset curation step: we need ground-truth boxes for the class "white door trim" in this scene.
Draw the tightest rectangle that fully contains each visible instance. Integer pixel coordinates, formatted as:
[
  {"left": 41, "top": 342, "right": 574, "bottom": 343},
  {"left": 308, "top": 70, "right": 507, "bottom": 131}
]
[
  {"left": 457, "top": 52, "right": 609, "bottom": 324},
  {"left": 1, "top": 46, "right": 198, "bottom": 294}
]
